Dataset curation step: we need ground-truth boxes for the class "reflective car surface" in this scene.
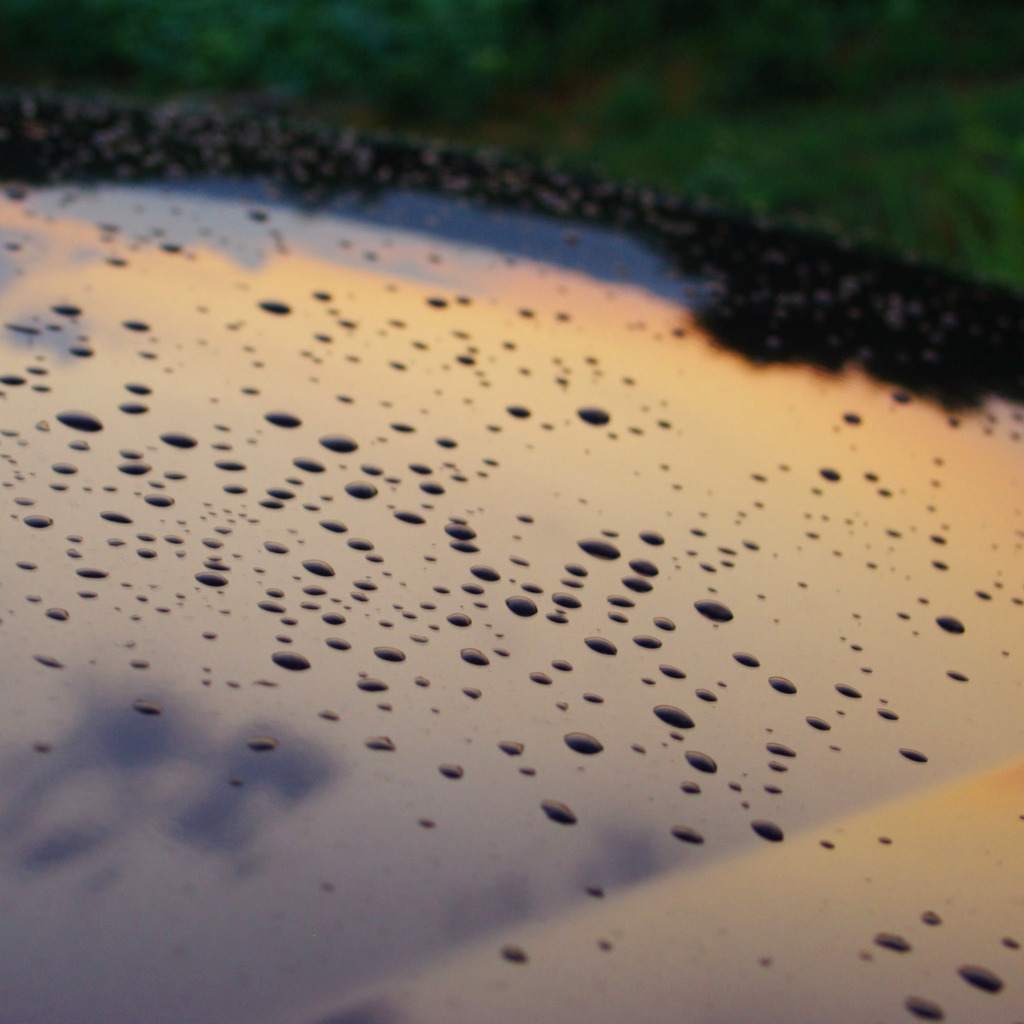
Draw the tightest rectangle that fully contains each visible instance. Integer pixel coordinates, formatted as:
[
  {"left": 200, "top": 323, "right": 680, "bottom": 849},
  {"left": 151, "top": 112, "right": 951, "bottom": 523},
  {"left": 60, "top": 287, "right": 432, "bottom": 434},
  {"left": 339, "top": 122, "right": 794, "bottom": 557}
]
[{"left": 1, "top": 97, "right": 1023, "bottom": 1024}]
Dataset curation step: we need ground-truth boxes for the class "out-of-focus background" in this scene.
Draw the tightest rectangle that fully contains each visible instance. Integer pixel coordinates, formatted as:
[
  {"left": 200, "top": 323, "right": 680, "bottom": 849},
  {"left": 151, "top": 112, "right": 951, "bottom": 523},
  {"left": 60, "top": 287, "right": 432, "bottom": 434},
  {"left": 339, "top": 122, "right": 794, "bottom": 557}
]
[{"left": 2, "top": 0, "right": 1022, "bottom": 287}]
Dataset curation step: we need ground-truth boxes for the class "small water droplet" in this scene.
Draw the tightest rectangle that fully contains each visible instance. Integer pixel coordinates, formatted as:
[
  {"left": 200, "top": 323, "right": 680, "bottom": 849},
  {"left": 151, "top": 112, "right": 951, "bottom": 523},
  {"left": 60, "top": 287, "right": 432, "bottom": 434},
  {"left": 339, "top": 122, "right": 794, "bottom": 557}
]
[
  {"left": 541, "top": 799, "right": 577, "bottom": 824},
  {"left": 904, "top": 996, "right": 945, "bottom": 1020},
  {"left": 899, "top": 747, "right": 928, "bottom": 763},
  {"left": 259, "top": 301, "right": 291, "bottom": 315},
  {"left": 247, "top": 736, "right": 278, "bottom": 751},
  {"left": 671, "top": 826, "right": 705, "bottom": 844},
  {"left": 374, "top": 646, "right": 406, "bottom": 662},
  {"left": 439, "top": 764, "right": 464, "bottom": 779},
  {"left": 501, "top": 945, "right": 528, "bottom": 963},
  {"left": 875, "top": 933, "right": 911, "bottom": 952},
  {"left": 132, "top": 699, "right": 163, "bottom": 716},
  {"left": 365, "top": 736, "right": 395, "bottom": 751}
]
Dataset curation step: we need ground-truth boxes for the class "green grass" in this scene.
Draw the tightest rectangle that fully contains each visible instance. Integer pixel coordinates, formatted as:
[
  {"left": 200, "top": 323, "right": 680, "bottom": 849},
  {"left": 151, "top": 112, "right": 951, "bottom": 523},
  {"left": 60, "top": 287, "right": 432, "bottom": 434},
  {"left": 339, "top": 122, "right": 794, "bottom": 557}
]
[{"left": 2, "top": 0, "right": 1023, "bottom": 287}]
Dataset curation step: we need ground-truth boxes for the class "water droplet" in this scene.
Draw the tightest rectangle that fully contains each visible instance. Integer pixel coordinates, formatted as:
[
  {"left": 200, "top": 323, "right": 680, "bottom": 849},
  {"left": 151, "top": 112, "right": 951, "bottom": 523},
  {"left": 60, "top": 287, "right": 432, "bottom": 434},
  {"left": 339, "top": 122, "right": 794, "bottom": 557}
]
[
  {"left": 470, "top": 565, "right": 500, "bottom": 582},
  {"left": 23, "top": 515, "right": 52, "bottom": 528},
  {"left": 541, "top": 799, "right": 577, "bottom": 824},
  {"left": 56, "top": 410, "right": 102, "bottom": 432},
  {"left": 45, "top": 608, "right": 68, "bottom": 621},
  {"left": 195, "top": 571, "right": 228, "bottom": 587},
  {"left": 685, "top": 750, "right": 717, "bottom": 773},
  {"left": 806, "top": 716, "right": 831, "bottom": 731},
  {"left": 498, "top": 741, "right": 524, "bottom": 756},
  {"left": 506, "top": 595, "right": 538, "bottom": 617},
  {"left": 578, "top": 538, "right": 621, "bottom": 560},
  {"left": 374, "top": 646, "right": 406, "bottom": 662},
  {"left": 439, "top": 764, "right": 464, "bottom": 779},
  {"left": 395, "top": 510, "right": 426, "bottom": 524},
  {"left": 302, "top": 559, "right": 335, "bottom": 577},
  {"left": 160, "top": 431, "right": 197, "bottom": 448},
  {"left": 628, "top": 558, "right": 658, "bottom": 577},
  {"left": 272, "top": 651, "right": 310, "bottom": 671},
  {"left": 733, "top": 652, "right": 760, "bottom": 667},
  {"left": 365, "top": 736, "right": 395, "bottom": 751},
  {"left": 564, "top": 732, "right": 603, "bottom": 755},
  {"left": 751, "top": 820, "right": 784, "bottom": 841},
  {"left": 936, "top": 616, "right": 965, "bottom": 634},
  {"left": 506, "top": 405, "right": 531, "bottom": 418},
  {"left": 247, "top": 736, "right": 278, "bottom": 751},
  {"left": 265, "top": 411, "right": 301, "bottom": 428},
  {"left": 577, "top": 406, "right": 610, "bottom": 426},
  {"left": 346, "top": 481, "right": 378, "bottom": 499},
  {"left": 695, "top": 600, "right": 733, "bottom": 622},
  {"left": 259, "top": 301, "right": 291, "bottom": 314},
  {"left": 584, "top": 636, "right": 617, "bottom": 655},
  {"left": 899, "top": 748, "right": 928, "bottom": 763},
  {"left": 766, "top": 742, "right": 796, "bottom": 757},
  {"left": 100, "top": 511, "right": 133, "bottom": 524},
  {"left": 461, "top": 649, "right": 489, "bottom": 666},
  {"left": 835, "top": 683, "right": 862, "bottom": 698},
  {"left": 640, "top": 530, "right": 665, "bottom": 545},
  {"left": 769, "top": 676, "right": 797, "bottom": 694},
  {"left": 319, "top": 434, "right": 359, "bottom": 453},
  {"left": 904, "top": 996, "right": 945, "bottom": 1020},
  {"left": 875, "top": 933, "right": 911, "bottom": 952},
  {"left": 501, "top": 945, "right": 528, "bottom": 963},
  {"left": 671, "top": 826, "right": 705, "bottom": 844},
  {"left": 132, "top": 699, "right": 163, "bottom": 716},
  {"left": 653, "top": 705, "right": 695, "bottom": 729}
]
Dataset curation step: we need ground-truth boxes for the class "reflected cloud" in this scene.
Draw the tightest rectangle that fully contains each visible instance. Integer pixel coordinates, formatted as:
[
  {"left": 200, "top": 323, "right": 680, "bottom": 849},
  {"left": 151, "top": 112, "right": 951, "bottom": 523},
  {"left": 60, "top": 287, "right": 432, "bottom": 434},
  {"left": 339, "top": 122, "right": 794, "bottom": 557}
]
[{"left": 0, "top": 688, "right": 340, "bottom": 875}]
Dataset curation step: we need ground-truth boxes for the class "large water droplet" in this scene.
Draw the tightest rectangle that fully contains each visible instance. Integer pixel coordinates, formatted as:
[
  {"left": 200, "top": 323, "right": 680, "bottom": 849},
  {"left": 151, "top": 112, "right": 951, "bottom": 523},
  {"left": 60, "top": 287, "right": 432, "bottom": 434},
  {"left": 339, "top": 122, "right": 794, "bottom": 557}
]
[
  {"left": 302, "top": 559, "right": 335, "bottom": 577},
  {"left": 577, "top": 406, "right": 610, "bottom": 426},
  {"left": 584, "top": 636, "right": 617, "bottom": 655},
  {"left": 578, "top": 538, "right": 621, "bottom": 560},
  {"left": 319, "top": 434, "right": 359, "bottom": 453},
  {"left": 160, "top": 431, "right": 197, "bottom": 448},
  {"left": 23, "top": 515, "right": 53, "bottom": 528},
  {"left": 272, "top": 651, "right": 310, "bottom": 671},
  {"left": 694, "top": 600, "right": 733, "bottom": 622},
  {"left": 957, "top": 965, "right": 1003, "bottom": 993},
  {"left": 56, "top": 410, "right": 102, "bottom": 432},
  {"left": 564, "top": 732, "right": 603, "bottom": 755},
  {"left": 653, "top": 705, "right": 695, "bottom": 729},
  {"left": 936, "top": 616, "right": 965, "bottom": 634},
  {"left": 684, "top": 750, "right": 717, "bottom": 773},
  {"left": 265, "top": 411, "right": 301, "bottom": 428},
  {"left": 506, "top": 595, "right": 538, "bottom": 617},
  {"left": 195, "top": 571, "right": 228, "bottom": 587},
  {"left": 751, "top": 820, "right": 784, "bottom": 841}
]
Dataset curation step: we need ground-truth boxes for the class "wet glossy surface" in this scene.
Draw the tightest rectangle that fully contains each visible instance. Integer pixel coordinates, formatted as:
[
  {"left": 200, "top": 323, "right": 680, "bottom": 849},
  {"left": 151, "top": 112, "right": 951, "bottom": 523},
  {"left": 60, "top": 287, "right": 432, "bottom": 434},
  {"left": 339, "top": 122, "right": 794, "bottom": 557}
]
[{"left": 0, "top": 168, "right": 1023, "bottom": 1024}]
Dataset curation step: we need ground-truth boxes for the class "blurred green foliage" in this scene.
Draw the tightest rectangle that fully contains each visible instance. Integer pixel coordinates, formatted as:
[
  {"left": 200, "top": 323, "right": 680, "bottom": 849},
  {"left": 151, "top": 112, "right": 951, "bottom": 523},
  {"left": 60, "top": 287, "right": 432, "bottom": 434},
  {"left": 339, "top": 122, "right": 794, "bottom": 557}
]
[{"left": 2, "top": 0, "right": 1023, "bottom": 284}]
